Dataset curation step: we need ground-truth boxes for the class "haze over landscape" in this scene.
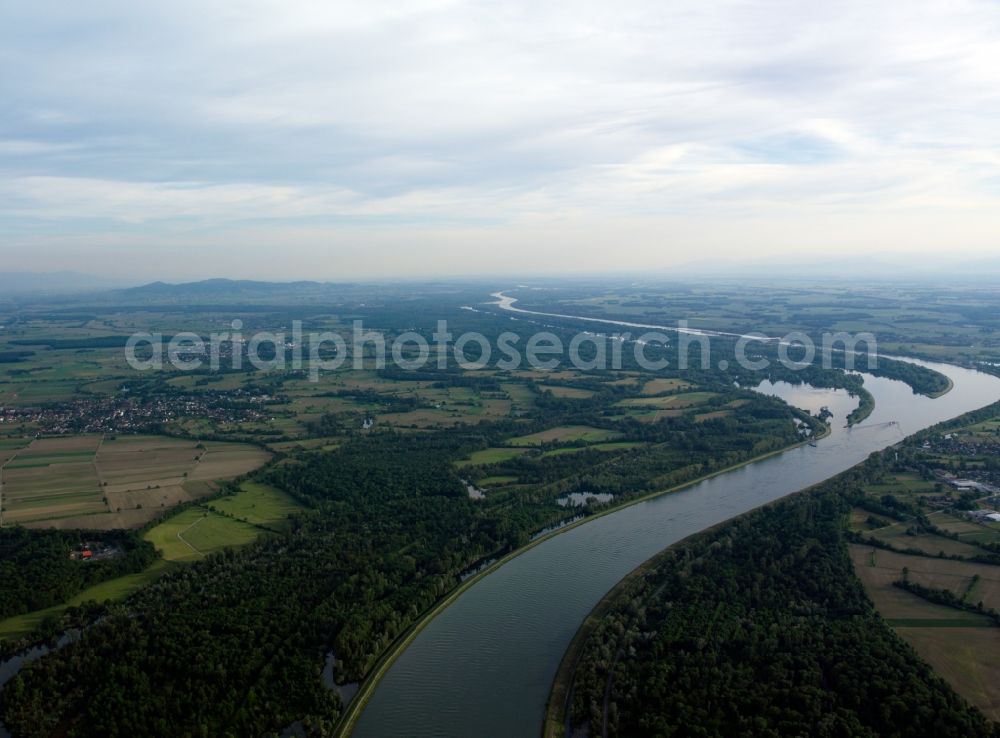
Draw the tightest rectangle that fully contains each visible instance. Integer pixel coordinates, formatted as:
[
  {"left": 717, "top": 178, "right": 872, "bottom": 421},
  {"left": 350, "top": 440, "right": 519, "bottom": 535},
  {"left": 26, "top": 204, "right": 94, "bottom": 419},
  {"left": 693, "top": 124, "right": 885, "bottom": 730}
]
[
  {"left": 3, "top": 0, "right": 1000, "bottom": 280},
  {"left": 5, "top": 4, "right": 1000, "bottom": 738}
]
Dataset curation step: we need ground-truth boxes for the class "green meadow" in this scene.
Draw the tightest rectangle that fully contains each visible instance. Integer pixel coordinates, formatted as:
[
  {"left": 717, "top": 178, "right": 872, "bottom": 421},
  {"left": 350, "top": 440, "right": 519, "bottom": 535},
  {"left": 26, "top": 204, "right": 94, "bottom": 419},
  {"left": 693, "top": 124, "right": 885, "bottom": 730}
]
[{"left": 207, "top": 482, "right": 305, "bottom": 528}]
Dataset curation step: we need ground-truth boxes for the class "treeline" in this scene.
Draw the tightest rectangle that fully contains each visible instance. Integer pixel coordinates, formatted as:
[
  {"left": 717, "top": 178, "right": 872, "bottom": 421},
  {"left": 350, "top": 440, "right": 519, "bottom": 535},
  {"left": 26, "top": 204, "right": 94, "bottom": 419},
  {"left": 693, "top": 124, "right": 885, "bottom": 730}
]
[
  {"left": 564, "top": 454, "right": 999, "bottom": 738},
  {"left": 893, "top": 579, "right": 1000, "bottom": 625},
  {"left": 0, "top": 350, "right": 34, "bottom": 363},
  {"left": 865, "top": 355, "right": 951, "bottom": 396},
  {"left": 0, "top": 528, "right": 158, "bottom": 620}
]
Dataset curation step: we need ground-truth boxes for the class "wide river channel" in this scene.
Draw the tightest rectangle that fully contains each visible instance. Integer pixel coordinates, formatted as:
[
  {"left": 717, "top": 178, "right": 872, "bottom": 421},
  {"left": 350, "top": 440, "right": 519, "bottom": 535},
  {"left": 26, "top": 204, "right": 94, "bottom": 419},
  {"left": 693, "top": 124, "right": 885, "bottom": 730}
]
[{"left": 353, "top": 303, "right": 1000, "bottom": 737}]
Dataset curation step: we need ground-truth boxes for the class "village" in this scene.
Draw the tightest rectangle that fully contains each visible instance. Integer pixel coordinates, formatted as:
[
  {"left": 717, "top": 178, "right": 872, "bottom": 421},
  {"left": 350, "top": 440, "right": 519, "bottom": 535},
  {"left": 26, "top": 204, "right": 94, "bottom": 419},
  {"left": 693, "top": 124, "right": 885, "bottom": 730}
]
[
  {"left": 0, "top": 388, "right": 277, "bottom": 435},
  {"left": 919, "top": 429, "right": 1000, "bottom": 525}
]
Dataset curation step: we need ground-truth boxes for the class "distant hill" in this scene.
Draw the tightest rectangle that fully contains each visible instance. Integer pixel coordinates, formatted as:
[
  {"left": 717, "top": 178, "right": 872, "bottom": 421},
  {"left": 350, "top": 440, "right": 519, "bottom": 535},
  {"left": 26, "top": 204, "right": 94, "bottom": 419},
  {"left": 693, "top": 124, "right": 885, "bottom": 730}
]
[
  {"left": 119, "top": 278, "right": 330, "bottom": 297},
  {"left": 107, "top": 278, "right": 352, "bottom": 304}
]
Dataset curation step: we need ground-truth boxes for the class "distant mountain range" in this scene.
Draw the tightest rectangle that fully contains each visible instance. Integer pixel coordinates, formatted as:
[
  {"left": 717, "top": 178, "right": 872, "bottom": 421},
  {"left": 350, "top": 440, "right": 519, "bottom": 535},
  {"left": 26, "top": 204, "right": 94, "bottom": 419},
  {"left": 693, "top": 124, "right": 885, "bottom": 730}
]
[
  {"left": 115, "top": 278, "right": 337, "bottom": 299},
  {"left": 0, "top": 275, "right": 348, "bottom": 301}
]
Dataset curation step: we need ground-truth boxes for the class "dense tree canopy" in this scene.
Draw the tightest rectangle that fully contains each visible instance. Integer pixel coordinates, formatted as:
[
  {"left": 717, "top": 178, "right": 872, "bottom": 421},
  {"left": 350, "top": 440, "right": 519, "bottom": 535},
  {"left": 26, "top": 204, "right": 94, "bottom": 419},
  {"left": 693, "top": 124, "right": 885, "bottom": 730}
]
[{"left": 565, "top": 455, "right": 998, "bottom": 738}]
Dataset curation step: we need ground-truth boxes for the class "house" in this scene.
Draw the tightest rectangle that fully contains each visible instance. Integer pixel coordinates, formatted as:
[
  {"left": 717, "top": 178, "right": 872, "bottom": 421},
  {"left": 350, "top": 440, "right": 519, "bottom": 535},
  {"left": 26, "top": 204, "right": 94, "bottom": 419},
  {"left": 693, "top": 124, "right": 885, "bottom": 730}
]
[
  {"left": 923, "top": 495, "right": 954, "bottom": 509},
  {"left": 967, "top": 509, "right": 1000, "bottom": 523}
]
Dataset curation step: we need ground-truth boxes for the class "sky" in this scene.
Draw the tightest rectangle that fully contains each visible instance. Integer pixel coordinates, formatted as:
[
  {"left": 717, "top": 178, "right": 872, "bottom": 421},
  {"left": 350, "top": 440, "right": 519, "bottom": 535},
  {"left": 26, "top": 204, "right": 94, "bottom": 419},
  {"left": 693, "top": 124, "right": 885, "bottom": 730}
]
[{"left": 2, "top": 0, "right": 1000, "bottom": 281}]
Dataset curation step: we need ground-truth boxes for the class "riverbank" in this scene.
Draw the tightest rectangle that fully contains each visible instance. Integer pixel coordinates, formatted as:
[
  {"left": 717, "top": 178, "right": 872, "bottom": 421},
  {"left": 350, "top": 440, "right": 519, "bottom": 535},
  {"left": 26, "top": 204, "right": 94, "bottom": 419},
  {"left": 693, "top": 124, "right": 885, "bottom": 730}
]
[
  {"left": 334, "top": 429, "right": 827, "bottom": 737},
  {"left": 542, "top": 551, "right": 657, "bottom": 738}
]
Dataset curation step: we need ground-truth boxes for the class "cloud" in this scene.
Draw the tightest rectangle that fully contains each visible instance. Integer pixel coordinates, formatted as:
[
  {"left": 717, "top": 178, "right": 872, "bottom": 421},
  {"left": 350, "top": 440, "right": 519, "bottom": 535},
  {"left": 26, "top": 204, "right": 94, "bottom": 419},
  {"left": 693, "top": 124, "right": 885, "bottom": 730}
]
[{"left": 2, "top": 0, "right": 1000, "bottom": 278}]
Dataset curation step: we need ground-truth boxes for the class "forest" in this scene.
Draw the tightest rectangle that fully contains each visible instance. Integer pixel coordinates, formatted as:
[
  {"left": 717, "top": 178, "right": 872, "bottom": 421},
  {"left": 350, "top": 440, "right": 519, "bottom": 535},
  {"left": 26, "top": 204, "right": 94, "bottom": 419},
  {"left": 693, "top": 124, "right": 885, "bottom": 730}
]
[
  {"left": 562, "top": 452, "right": 999, "bottom": 738},
  {"left": 0, "top": 528, "right": 157, "bottom": 620}
]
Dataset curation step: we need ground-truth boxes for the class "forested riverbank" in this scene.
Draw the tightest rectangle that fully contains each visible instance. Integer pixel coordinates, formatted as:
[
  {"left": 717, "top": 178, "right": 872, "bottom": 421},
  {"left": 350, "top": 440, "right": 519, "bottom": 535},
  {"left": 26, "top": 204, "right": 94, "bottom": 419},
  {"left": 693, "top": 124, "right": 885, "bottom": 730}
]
[{"left": 554, "top": 440, "right": 999, "bottom": 738}]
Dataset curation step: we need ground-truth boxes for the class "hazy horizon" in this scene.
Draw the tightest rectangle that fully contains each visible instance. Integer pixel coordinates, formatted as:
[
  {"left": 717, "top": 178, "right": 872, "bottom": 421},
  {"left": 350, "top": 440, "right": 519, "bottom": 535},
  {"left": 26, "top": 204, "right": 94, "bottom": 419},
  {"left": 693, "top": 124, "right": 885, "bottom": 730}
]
[
  {"left": 6, "top": 249, "right": 1000, "bottom": 292},
  {"left": 3, "top": 1, "right": 1000, "bottom": 279}
]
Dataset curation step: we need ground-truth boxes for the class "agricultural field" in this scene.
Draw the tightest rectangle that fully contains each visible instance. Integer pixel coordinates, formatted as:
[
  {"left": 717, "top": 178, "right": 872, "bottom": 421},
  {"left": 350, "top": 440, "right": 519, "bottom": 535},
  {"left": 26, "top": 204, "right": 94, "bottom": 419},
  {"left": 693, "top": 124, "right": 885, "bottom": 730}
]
[
  {"left": 476, "top": 475, "right": 519, "bottom": 487},
  {"left": 456, "top": 447, "right": 532, "bottom": 468},
  {"left": 1, "top": 436, "right": 106, "bottom": 526},
  {"left": 867, "top": 522, "right": 987, "bottom": 558},
  {"left": 862, "top": 472, "right": 943, "bottom": 504},
  {"left": 505, "top": 425, "right": 621, "bottom": 447},
  {"left": 850, "top": 543, "right": 1000, "bottom": 721},
  {"left": 265, "top": 436, "right": 341, "bottom": 453},
  {"left": 850, "top": 544, "right": 991, "bottom": 625},
  {"left": 1, "top": 435, "right": 270, "bottom": 528},
  {"left": 930, "top": 511, "right": 1000, "bottom": 546},
  {"left": 616, "top": 391, "right": 717, "bottom": 410},
  {"left": 0, "top": 438, "right": 30, "bottom": 466},
  {"left": 143, "top": 507, "right": 263, "bottom": 562},
  {"left": 693, "top": 410, "right": 730, "bottom": 422},
  {"left": 207, "top": 482, "right": 305, "bottom": 529},
  {"left": 612, "top": 391, "right": 719, "bottom": 422},
  {"left": 537, "top": 385, "right": 594, "bottom": 399},
  {"left": 538, "top": 441, "right": 646, "bottom": 458},
  {"left": 639, "top": 378, "right": 692, "bottom": 395},
  {"left": 500, "top": 381, "right": 536, "bottom": 414},
  {"left": 899, "top": 628, "right": 1000, "bottom": 721},
  {"left": 851, "top": 545, "right": 1000, "bottom": 611}
]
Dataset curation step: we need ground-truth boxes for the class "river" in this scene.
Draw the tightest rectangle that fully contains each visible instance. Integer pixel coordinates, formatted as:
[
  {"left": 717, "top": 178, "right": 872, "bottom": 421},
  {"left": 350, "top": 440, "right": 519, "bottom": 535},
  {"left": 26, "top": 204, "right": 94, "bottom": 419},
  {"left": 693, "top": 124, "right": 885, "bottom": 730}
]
[{"left": 352, "top": 299, "right": 1000, "bottom": 737}]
